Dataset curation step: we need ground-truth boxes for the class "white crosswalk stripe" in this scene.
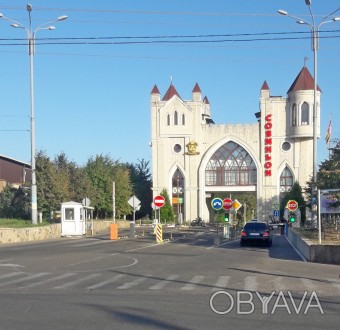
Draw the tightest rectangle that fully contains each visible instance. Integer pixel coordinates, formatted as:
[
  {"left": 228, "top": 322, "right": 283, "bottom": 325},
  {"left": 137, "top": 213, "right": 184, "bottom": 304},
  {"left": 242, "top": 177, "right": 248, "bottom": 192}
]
[
  {"left": 181, "top": 275, "right": 204, "bottom": 290},
  {"left": 0, "top": 272, "right": 339, "bottom": 295},
  {"left": 117, "top": 276, "right": 148, "bottom": 289},
  {"left": 300, "top": 278, "right": 316, "bottom": 291},
  {"left": 271, "top": 276, "right": 287, "bottom": 292},
  {"left": 328, "top": 278, "right": 340, "bottom": 291},
  {"left": 24, "top": 273, "right": 77, "bottom": 288},
  {"left": 0, "top": 272, "right": 23, "bottom": 281},
  {"left": 149, "top": 275, "right": 179, "bottom": 290},
  {"left": 53, "top": 274, "right": 101, "bottom": 289},
  {"left": 212, "top": 276, "right": 231, "bottom": 291},
  {"left": 244, "top": 276, "right": 258, "bottom": 291},
  {"left": 0, "top": 272, "right": 50, "bottom": 287},
  {"left": 87, "top": 274, "right": 126, "bottom": 290}
]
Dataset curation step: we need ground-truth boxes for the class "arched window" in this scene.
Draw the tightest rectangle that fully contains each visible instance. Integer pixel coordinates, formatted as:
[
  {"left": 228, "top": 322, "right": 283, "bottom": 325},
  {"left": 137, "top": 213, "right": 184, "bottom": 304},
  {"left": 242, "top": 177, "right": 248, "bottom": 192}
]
[
  {"left": 301, "top": 102, "right": 309, "bottom": 125},
  {"left": 292, "top": 104, "right": 297, "bottom": 126},
  {"left": 182, "top": 114, "right": 185, "bottom": 125},
  {"left": 167, "top": 114, "right": 170, "bottom": 126},
  {"left": 172, "top": 168, "right": 185, "bottom": 220},
  {"left": 280, "top": 167, "right": 293, "bottom": 200},
  {"left": 205, "top": 141, "right": 257, "bottom": 186},
  {"left": 174, "top": 111, "right": 178, "bottom": 126}
]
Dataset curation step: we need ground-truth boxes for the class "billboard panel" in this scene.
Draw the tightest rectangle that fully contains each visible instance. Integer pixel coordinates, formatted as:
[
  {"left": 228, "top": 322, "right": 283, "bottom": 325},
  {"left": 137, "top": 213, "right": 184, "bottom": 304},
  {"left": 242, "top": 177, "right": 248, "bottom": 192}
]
[{"left": 320, "top": 189, "right": 340, "bottom": 214}]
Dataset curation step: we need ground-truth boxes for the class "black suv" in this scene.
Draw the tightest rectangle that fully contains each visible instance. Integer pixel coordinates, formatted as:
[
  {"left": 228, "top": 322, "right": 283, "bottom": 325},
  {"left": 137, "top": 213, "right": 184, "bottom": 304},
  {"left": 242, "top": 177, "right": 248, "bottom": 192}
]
[{"left": 240, "top": 221, "right": 272, "bottom": 247}]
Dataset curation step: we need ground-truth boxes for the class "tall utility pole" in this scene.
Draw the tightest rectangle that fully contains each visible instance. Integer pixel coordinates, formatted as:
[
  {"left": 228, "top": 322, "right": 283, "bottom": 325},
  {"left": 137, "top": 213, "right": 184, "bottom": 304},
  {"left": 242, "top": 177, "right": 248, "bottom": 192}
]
[
  {"left": 0, "top": 5, "right": 67, "bottom": 224},
  {"left": 278, "top": 2, "right": 340, "bottom": 225}
]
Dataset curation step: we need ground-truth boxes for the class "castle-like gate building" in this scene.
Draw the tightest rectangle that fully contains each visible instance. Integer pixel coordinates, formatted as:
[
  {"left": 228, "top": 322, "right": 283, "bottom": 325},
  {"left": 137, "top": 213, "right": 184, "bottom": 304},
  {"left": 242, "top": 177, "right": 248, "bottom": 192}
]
[{"left": 150, "top": 66, "right": 320, "bottom": 223}]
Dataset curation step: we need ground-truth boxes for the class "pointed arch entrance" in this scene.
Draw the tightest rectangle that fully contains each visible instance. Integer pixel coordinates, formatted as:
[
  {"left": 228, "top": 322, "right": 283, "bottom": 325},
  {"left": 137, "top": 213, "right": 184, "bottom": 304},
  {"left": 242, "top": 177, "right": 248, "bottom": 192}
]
[
  {"left": 205, "top": 141, "right": 257, "bottom": 186},
  {"left": 199, "top": 141, "right": 259, "bottom": 223},
  {"left": 171, "top": 168, "right": 185, "bottom": 223}
]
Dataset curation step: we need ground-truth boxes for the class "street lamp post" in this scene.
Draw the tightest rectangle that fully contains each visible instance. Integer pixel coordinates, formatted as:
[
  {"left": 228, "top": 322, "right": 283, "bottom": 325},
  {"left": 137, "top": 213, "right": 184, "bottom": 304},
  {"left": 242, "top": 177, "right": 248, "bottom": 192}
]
[
  {"left": 0, "top": 5, "right": 67, "bottom": 224},
  {"left": 278, "top": 2, "right": 340, "bottom": 226}
]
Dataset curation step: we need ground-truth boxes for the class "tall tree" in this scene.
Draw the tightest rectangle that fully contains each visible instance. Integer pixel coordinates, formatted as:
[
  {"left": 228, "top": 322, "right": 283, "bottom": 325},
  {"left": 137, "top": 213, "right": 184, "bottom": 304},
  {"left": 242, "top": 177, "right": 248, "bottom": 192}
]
[
  {"left": 281, "top": 181, "right": 306, "bottom": 225},
  {"left": 159, "top": 188, "right": 174, "bottom": 223},
  {"left": 305, "top": 139, "right": 340, "bottom": 209},
  {"left": 0, "top": 185, "right": 16, "bottom": 218},
  {"left": 113, "top": 164, "right": 133, "bottom": 219},
  {"left": 85, "top": 154, "right": 133, "bottom": 219},
  {"left": 128, "top": 159, "right": 152, "bottom": 219},
  {"left": 36, "top": 150, "right": 64, "bottom": 216}
]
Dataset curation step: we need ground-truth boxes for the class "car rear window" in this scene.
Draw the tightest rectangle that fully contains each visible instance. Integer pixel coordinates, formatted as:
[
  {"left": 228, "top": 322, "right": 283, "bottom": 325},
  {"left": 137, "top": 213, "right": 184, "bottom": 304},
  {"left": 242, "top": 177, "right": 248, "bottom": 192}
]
[{"left": 244, "top": 223, "right": 267, "bottom": 230}]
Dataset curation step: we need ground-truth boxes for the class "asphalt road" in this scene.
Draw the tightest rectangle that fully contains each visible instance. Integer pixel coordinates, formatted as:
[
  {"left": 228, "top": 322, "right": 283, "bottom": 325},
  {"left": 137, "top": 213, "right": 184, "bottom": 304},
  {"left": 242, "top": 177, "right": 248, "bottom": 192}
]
[{"left": 0, "top": 227, "right": 339, "bottom": 330}]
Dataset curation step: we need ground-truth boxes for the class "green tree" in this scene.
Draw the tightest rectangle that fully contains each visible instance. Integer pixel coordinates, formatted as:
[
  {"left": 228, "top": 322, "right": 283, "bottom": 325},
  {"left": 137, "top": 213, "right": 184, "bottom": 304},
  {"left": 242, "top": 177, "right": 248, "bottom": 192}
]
[
  {"left": 0, "top": 185, "right": 16, "bottom": 218},
  {"left": 159, "top": 188, "right": 174, "bottom": 223},
  {"left": 53, "top": 152, "right": 96, "bottom": 205},
  {"left": 316, "top": 138, "right": 340, "bottom": 189},
  {"left": 305, "top": 139, "right": 340, "bottom": 209},
  {"left": 128, "top": 159, "right": 152, "bottom": 219},
  {"left": 85, "top": 154, "right": 115, "bottom": 218},
  {"left": 85, "top": 155, "right": 133, "bottom": 219},
  {"left": 281, "top": 181, "right": 306, "bottom": 226},
  {"left": 36, "top": 150, "right": 64, "bottom": 217},
  {"left": 113, "top": 164, "right": 133, "bottom": 219},
  {"left": 12, "top": 186, "right": 31, "bottom": 219}
]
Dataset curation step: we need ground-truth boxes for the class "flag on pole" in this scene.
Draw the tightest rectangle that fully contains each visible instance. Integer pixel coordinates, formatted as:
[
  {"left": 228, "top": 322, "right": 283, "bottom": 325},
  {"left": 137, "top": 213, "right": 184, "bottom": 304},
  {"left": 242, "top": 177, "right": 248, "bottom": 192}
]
[{"left": 325, "top": 120, "right": 332, "bottom": 144}]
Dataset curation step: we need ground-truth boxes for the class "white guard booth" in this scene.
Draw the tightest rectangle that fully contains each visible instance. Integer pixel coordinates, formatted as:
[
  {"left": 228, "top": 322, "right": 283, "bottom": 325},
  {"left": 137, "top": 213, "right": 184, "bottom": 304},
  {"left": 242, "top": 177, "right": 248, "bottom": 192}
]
[{"left": 61, "top": 201, "right": 93, "bottom": 237}]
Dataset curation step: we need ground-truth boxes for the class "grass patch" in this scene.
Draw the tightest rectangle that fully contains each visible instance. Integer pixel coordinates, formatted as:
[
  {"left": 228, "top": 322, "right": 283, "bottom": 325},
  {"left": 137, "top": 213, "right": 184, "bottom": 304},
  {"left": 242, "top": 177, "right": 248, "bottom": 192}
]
[
  {"left": 0, "top": 219, "right": 52, "bottom": 228},
  {"left": 293, "top": 227, "right": 340, "bottom": 245}
]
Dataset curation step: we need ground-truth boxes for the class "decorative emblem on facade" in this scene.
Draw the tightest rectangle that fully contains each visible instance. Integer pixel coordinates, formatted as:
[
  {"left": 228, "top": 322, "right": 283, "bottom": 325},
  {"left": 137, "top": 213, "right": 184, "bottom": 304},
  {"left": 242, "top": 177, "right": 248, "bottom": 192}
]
[{"left": 186, "top": 140, "right": 200, "bottom": 155}]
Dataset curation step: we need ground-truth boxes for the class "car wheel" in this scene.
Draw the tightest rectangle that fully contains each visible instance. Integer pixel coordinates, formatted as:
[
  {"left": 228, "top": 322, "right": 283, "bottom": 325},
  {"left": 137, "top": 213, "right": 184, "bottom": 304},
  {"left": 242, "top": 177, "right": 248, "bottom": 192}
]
[{"left": 240, "top": 240, "right": 245, "bottom": 247}]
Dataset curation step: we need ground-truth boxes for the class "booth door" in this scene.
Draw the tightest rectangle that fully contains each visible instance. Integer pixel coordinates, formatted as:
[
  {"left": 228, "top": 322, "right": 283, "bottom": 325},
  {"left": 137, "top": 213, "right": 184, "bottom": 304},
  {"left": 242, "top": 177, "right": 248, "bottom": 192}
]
[{"left": 62, "top": 207, "right": 85, "bottom": 236}]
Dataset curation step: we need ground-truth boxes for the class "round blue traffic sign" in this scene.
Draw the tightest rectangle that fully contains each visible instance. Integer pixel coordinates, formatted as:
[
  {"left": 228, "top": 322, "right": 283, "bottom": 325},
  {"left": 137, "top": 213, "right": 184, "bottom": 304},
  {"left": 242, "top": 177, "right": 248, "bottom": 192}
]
[{"left": 211, "top": 198, "right": 223, "bottom": 210}]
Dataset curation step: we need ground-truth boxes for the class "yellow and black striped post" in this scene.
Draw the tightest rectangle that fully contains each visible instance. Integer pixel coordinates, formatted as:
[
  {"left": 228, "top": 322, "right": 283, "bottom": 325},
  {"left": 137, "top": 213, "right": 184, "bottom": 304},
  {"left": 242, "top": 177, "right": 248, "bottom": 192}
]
[{"left": 156, "top": 224, "right": 163, "bottom": 244}]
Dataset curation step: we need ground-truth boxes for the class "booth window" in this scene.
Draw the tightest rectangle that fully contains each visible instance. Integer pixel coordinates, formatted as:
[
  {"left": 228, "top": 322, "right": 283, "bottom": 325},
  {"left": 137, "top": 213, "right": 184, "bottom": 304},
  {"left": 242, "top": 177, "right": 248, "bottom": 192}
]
[{"left": 65, "top": 208, "right": 75, "bottom": 220}]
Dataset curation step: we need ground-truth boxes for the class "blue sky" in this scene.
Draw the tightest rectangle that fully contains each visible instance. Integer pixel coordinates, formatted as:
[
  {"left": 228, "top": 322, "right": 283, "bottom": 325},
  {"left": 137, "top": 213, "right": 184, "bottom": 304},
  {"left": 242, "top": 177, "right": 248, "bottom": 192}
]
[{"left": 0, "top": 0, "right": 339, "bottom": 167}]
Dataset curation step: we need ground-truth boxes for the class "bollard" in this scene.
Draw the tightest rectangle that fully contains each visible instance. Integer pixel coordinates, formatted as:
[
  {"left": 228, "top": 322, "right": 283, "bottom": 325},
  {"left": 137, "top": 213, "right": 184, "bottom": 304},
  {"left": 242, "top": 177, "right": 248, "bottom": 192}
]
[
  {"left": 130, "top": 222, "right": 135, "bottom": 238},
  {"left": 156, "top": 224, "right": 163, "bottom": 243},
  {"left": 110, "top": 223, "right": 118, "bottom": 240}
]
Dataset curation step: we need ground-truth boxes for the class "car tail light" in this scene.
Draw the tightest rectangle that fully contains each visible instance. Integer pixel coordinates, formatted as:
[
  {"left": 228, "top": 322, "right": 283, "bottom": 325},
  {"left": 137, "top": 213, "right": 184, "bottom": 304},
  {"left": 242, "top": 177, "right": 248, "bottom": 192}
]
[
  {"left": 263, "top": 231, "right": 269, "bottom": 237},
  {"left": 241, "top": 230, "right": 247, "bottom": 237}
]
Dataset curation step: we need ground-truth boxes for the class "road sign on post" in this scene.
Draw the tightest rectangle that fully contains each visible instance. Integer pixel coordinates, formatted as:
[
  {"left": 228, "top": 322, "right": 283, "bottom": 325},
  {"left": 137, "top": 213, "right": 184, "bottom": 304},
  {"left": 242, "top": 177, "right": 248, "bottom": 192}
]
[
  {"left": 211, "top": 198, "right": 223, "bottom": 210},
  {"left": 154, "top": 195, "right": 165, "bottom": 208},
  {"left": 287, "top": 200, "right": 298, "bottom": 212},
  {"left": 233, "top": 199, "right": 242, "bottom": 212},
  {"left": 223, "top": 198, "right": 233, "bottom": 210}
]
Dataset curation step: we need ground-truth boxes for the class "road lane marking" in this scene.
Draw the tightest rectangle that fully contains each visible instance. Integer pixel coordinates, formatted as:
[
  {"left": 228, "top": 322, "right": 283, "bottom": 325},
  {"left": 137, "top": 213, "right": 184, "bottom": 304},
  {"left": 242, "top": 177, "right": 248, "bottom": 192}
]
[
  {"left": 212, "top": 276, "right": 231, "bottom": 291},
  {"left": 69, "top": 253, "right": 120, "bottom": 266},
  {"left": 149, "top": 275, "right": 179, "bottom": 290},
  {"left": 328, "top": 278, "right": 340, "bottom": 291},
  {"left": 0, "top": 272, "right": 50, "bottom": 287},
  {"left": 87, "top": 274, "right": 126, "bottom": 290},
  {"left": 125, "top": 242, "right": 169, "bottom": 253},
  {"left": 271, "top": 276, "right": 287, "bottom": 291},
  {"left": 0, "top": 272, "right": 23, "bottom": 281},
  {"left": 244, "top": 276, "right": 258, "bottom": 291},
  {"left": 117, "top": 276, "right": 147, "bottom": 289},
  {"left": 181, "top": 275, "right": 204, "bottom": 290},
  {"left": 53, "top": 274, "right": 101, "bottom": 289},
  {"left": 23, "top": 273, "right": 77, "bottom": 288},
  {"left": 206, "top": 239, "right": 239, "bottom": 249},
  {"left": 72, "top": 240, "right": 111, "bottom": 248}
]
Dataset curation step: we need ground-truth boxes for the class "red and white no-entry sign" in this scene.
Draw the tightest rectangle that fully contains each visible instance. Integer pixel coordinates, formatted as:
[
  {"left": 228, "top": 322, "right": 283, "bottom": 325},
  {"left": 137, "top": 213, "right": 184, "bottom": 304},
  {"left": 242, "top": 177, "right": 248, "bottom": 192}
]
[
  {"left": 223, "top": 198, "right": 233, "bottom": 210},
  {"left": 154, "top": 195, "right": 165, "bottom": 208}
]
